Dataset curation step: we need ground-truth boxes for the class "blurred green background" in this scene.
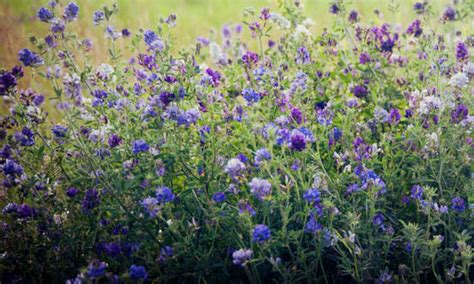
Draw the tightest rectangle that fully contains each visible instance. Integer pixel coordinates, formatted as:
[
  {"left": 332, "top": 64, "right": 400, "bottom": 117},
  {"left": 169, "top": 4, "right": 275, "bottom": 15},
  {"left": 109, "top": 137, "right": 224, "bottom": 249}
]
[{"left": 0, "top": 0, "right": 455, "bottom": 70}]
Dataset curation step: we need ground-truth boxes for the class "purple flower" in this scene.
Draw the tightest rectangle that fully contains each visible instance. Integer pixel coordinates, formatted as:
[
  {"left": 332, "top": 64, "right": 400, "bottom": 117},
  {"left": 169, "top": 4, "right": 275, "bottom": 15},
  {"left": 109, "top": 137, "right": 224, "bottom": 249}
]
[
  {"left": 372, "top": 213, "right": 385, "bottom": 227},
  {"left": 158, "top": 246, "right": 173, "bottom": 263},
  {"left": 456, "top": 42, "right": 469, "bottom": 61},
  {"left": 93, "top": 10, "right": 105, "bottom": 25},
  {"left": 224, "top": 158, "right": 246, "bottom": 179},
  {"left": 442, "top": 7, "right": 456, "bottom": 21},
  {"left": 406, "top": 19, "right": 422, "bottom": 37},
  {"left": 64, "top": 2, "right": 79, "bottom": 22},
  {"left": 132, "top": 140, "right": 149, "bottom": 154},
  {"left": 66, "top": 187, "right": 79, "bottom": 198},
  {"left": 141, "top": 197, "right": 159, "bottom": 217},
  {"left": 305, "top": 215, "right": 322, "bottom": 234},
  {"left": 242, "top": 51, "right": 259, "bottom": 67},
  {"left": 33, "top": 94, "right": 45, "bottom": 106},
  {"left": 352, "top": 85, "right": 368, "bottom": 98},
  {"left": 329, "top": 3, "right": 340, "bottom": 14},
  {"left": 242, "top": 88, "right": 261, "bottom": 105},
  {"left": 2, "top": 202, "right": 18, "bottom": 215},
  {"left": 0, "top": 72, "right": 17, "bottom": 96},
  {"left": 2, "top": 159, "right": 23, "bottom": 177},
  {"left": 303, "top": 188, "right": 321, "bottom": 203},
  {"left": 451, "top": 197, "right": 465, "bottom": 213},
  {"left": 129, "top": 265, "right": 147, "bottom": 280},
  {"left": 410, "top": 185, "right": 424, "bottom": 201},
  {"left": 413, "top": 2, "right": 426, "bottom": 13},
  {"left": 249, "top": 178, "right": 271, "bottom": 200},
  {"left": 143, "top": 29, "right": 164, "bottom": 51},
  {"left": 52, "top": 125, "right": 68, "bottom": 138},
  {"left": 37, "top": 7, "right": 54, "bottom": 22},
  {"left": 345, "top": 183, "right": 360, "bottom": 196},
  {"left": 87, "top": 260, "right": 107, "bottom": 279},
  {"left": 252, "top": 224, "right": 271, "bottom": 243},
  {"left": 204, "top": 68, "right": 221, "bottom": 87},
  {"left": 289, "top": 129, "right": 306, "bottom": 151},
  {"left": 212, "top": 192, "right": 226, "bottom": 203},
  {"left": 232, "top": 248, "right": 252, "bottom": 266},
  {"left": 238, "top": 200, "right": 256, "bottom": 216},
  {"left": 254, "top": 148, "right": 271, "bottom": 165},
  {"left": 14, "top": 127, "right": 35, "bottom": 146},
  {"left": 18, "top": 48, "right": 44, "bottom": 67},
  {"left": 82, "top": 189, "right": 100, "bottom": 214},
  {"left": 389, "top": 108, "right": 401, "bottom": 125},
  {"left": 156, "top": 186, "right": 175, "bottom": 203},
  {"left": 291, "top": 107, "right": 303, "bottom": 124},
  {"left": 359, "top": 52, "right": 371, "bottom": 64},
  {"left": 107, "top": 134, "right": 122, "bottom": 148},
  {"left": 296, "top": 46, "right": 310, "bottom": 65},
  {"left": 451, "top": 104, "right": 468, "bottom": 123},
  {"left": 50, "top": 18, "right": 65, "bottom": 33},
  {"left": 348, "top": 10, "right": 359, "bottom": 23}
]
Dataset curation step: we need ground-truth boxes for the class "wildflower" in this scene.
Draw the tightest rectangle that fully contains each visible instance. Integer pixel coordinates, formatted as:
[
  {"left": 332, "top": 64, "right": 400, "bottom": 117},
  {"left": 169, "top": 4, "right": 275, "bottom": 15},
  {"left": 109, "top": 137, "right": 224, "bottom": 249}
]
[
  {"left": 296, "top": 46, "right": 311, "bottom": 65},
  {"left": 451, "top": 104, "right": 468, "bottom": 123},
  {"left": 289, "top": 129, "right": 307, "bottom": 151},
  {"left": 456, "top": 41, "right": 469, "bottom": 61},
  {"left": 451, "top": 197, "right": 465, "bottom": 213},
  {"left": 291, "top": 107, "right": 303, "bottom": 124},
  {"left": 0, "top": 72, "right": 17, "bottom": 96},
  {"left": 413, "top": 2, "right": 426, "bottom": 14},
  {"left": 87, "top": 260, "right": 107, "bottom": 279},
  {"left": 303, "top": 188, "right": 321, "bottom": 203},
  {"left": 305, "top": 214, "right": 322, "bottom": 234},
  {"left": 406, "top": 19, "right": 422, "bottom": 37},
  {"left": 52, "top": 125, "right": 68, "bottom": 138},
  {"left": 158, "top": 246, "right": 173, "bottom": 263},
  {"left": 348, "top": 10, "right": 359, "bottom": 23},
  {"left": 18, "top": 49, "right": 44, "bottom": 67},
  {"left": 249, "top": 178, "right": 271, "bottom": 200},
  {"left": 329, "top": 3, "right": 340, "bottom": 14},
  {"left": 93, "top": 10, "right": 105, "bottom": 25},
  {"left": 372, "top": 213, "right": 385, "bottom": 227},
  {"left": 64, "top": 2, "right": 79, "bottom": 22},
  {"left": 37, "top": 7, "right": 54, "bottom": 22},
  {"left": 254, "top": 148, "right": 271, "bottom": 165},
  {"left": 129, "top": 265, "right": 147, "bottom": 280},
  {"left": 410, "top": 185, "right": 424, "bottom": 201},
  {"left": 242, "top": 51, "right": 259, "bottom": 67},
  {"left": 132, "top": 140, "right": 149, "bottom": 154},
  {"left": 359, "top": 52, "right": 370, "bottom": 64},
  {"left": 352, "top": 85, "right": 368, "bottom": 98},
  {"left": 156, "top": 186, "right": 175, "bottom": 203},
  {"left": 107, "top": 134, "right": 122, "bottom": 148},
  {"left": 449, "top": 72, "right": 469, "bottom": 88},
  {"left": 252, "top": 224, "right": 271, "bottom": 243},
  {"left": 66, "top": 187, "right": 79, "bottom": 198},
  {"left": 237, "top": 200, "right": 256, "bottom": 216},
  {"left": 232, "top": 249, "right": 252, "bottom": 266},
  {"left": 442, "top": 7, "right": 456, "bottom": 21},
  {"left": 212, "top": 192, "right": 226, "bottom": 203},
  {"left": 82, "top": 189, "right": 100, "bottom": 214},
  {"left": 242, "top": 88, "right": 261, "bottom": 105},
  {"left": 141, "top": 197, "right": 159, "bottom": 217},
  {"left": 389, "top": 108, "right": 401, "bottom": 125},
  {"left": 50, "top": 18, "right": 65, "bottom": 33},
  {"left": 224, "top": 158, "right": 246, "bottom": 179},
  {"left": 14, "top": 127, "right": 35, "bottom": 146},
  {"left": 143, "top": 29, "right": 164, "bottom": 51}
]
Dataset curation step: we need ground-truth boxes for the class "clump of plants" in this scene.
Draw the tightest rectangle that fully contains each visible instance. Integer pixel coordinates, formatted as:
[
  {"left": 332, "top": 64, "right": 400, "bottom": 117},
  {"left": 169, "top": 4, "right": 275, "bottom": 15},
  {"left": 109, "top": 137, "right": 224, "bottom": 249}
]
[{"left": 0, "top": 0, "right": 472, "bottom": 282}]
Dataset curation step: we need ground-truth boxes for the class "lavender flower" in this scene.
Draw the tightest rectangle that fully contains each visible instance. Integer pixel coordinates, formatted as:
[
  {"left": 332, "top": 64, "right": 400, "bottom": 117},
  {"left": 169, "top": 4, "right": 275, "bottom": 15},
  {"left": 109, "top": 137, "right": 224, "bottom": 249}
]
[
  {"left": 232, "top": 249, "right": 252, "bottom": 266},
  {"left": 141, "top": 197, "right": 159, "bottom": 217},
  {"left": 451, "top": 197, "right": 465, "bottom": 213},
  {"left": 254, "top": 148, "right": 271, "bottom": 165},
  {"left": 82, "top": 189, "right": 100, "bottom": 214},
  {"left": 410, "top": 185, "right": 424, "bottom": 201},
  {"left": 303, "top": 188, "right": 321, "bottom": 203},
  {"left": 224, "top": 158, "right": 246, "bottom": 179},
  {"left": 129, "top": 265, "right": 147, "bottom": 280},
  {"left": 249, "top": 178, "right": 272, "bottom": 200},
  {"left": 64, "top": 2, "right": 79, "bottom": 22},
  {"left": 456, "top": 42, "right": 469, "bottom": 61},
  {"left": 288, "top": 129, "right": 306, "bottom": 151},
  {"left": 37, "top": 7, "right": 54, "bottom": 22},
  {"left": 87, "top": 260, "right": 107, "bottom": 279},
  {"left": 156, "top": 186, "right": 175, "bottom": 203},
  {"left": 212, "top": 192, "right": 226, "bottom": 203}
]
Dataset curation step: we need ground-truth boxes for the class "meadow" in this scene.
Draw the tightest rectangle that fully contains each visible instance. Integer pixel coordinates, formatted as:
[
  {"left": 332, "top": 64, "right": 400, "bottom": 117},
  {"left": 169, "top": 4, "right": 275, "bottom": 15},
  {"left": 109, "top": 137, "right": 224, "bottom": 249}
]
[{"left": 0, "top": 0, "right": 472, "bottom": 283}]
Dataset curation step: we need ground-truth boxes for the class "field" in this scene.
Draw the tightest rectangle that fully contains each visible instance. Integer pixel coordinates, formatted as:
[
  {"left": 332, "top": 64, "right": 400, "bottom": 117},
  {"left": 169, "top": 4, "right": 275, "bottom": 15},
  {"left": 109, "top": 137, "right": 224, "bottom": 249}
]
[{"left": 0, "top": 0, "right": 472, "bottom": 283}]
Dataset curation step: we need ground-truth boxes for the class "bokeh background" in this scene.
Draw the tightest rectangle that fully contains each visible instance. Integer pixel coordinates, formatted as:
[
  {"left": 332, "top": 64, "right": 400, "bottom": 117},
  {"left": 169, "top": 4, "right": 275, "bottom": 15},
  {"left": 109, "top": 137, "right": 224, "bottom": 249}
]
[{"left": 0, "top": 0, "right": 455, "bottom": 69}]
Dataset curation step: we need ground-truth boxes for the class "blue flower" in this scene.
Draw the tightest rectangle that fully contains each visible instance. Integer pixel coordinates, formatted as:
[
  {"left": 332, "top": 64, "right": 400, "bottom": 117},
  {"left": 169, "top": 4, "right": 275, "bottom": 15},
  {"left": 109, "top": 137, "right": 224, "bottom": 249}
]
[
  {"left": 52, "top": 125, "right": 68, "bottom": 138},
  {"left": 158, "top": 246, "right": 173, "bottom": 263},
  {"left": 289, "top": 129, "right": 306, "bottom": 152},
  {"left": 129, "top": 265, "right": 147, "bottom": 280},
  {"left": 156, "top": 186, "right": 175, "bottom": 203},
  {"left": 141, "top": 197, "right": 159, "bottom": 217},
  {"left": 372, "top": 213, "right": 384, "bottom": 227},
  {"left": 82, "top": 189, "right": 100, "bottom": 214},
  {"left": 410, "top": 185, "right": 424, "bottom": 201},
  {"left": 64, "top": 2, "right": 79, "bottom": 21},
  {"left": 252, "top": 224, "right": 271, "bottom": 243},
  {"left": 303, "top": 188, "right": 321, "bottom": 203},
  {"left": 305, "top": 215, "right": 322, "bottom": 234},
  {"left": 37, "top": 7, "right": 54, "bottom": 22},
  {"left": 93, "top": 10, "right": 105, "bottom": 25},
  {"left": 87, "top": 260, "right": 107, "bottom": 279},
  {"left": 254, "top": 148, "right": 271, "bottom": 165},
  {"left": 232, "top": 249, "right": 252, "bottom": 266},
  {"left": 212, "top": 192, "right": 226, "bottom": 203},
  {"left": 18, "top": 48, "right": 44, "bottom": 67},
  {"left": 451, "top": 197, "right": 465, "bottom": 213},
  {"left": 132, "top": 139, "right": 149, "bottom": 154},
  {"left": 224, "top": 158, "right": 246, "bottom": 179},
  {"left": 242, "top": 88, "right": 261, "bottom": 105}
]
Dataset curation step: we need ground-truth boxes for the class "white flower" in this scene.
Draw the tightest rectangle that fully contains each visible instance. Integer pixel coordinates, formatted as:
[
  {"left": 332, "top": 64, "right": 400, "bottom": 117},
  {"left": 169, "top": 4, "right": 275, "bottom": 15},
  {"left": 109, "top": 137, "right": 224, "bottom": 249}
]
[
  {"left": 463, "top": 62, "right": 474, "bottom": 75},
  {"left": 294, "top": 24, "right": 311, "bottom": 41},
  {"left": 418, "top": 95, "right": 441, "bottom": 115},
  {"left": 449, "top": 72, "right": 469, "bottom": 88},
  {"left": 209, "top": 41, "right": 226, "bottom": 63}
]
